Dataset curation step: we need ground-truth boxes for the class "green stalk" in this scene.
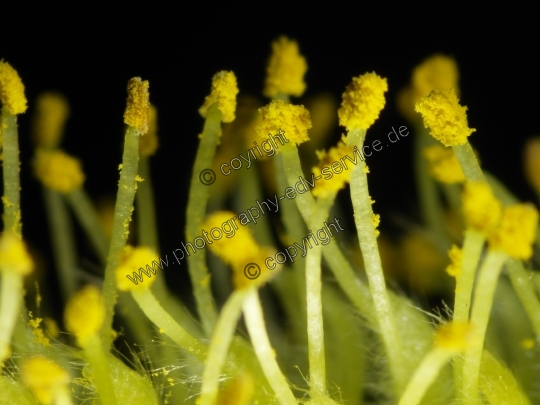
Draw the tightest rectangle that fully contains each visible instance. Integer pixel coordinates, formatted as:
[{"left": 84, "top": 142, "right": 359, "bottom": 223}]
[
  {"left": 1, "top": 111, "right": 22, "bottom": 238},
  {"left": 43, "top": 188, "right": 78, "bottom": 302},
  {"left": 242, "top": 289, "right": 297, "bottom": 405},
  {"left": 398, "top": 348, "right": 454, "bottom": 405},
  {"left": 83, "top": 335, "right": 118, "bottom": 405},
  {"left": 452, "top": 230, "right": 485, "bottom": 396},
  {"left": 462, "top": 250, "right": 507, "bottom": 404},
  {"left": 185, "top": 104, "right": 221, "bottom": 336},
  {"left": 306, "top": 194, "right": 334, "bottom": 399},
  {"left": 506, "top": 258, "right": 540, "bottom": 340},
  {"left": 100, "top": 126, "right": 141, "bottom": 348},
  {"left": 0, "top": 271, "right": 23, "bottom": 363},
  {"left": 452, "top": 142, "right": 484, "bottom": 183},
  {"left": 65, "top": 188, "right": 109, "bottom": 262},
  {"left": 131, "top": 288, "right": 206, "bottom": 359},
  {"left": 136, "top": 156, "right": 158, "bottom": 250},
  {"left": 199, "top": 289, "right": 249, "bottom": 405},
  {"left": 344, "top": 128, "right": 405, "bottom": 394},
  {"left": 414, "top": 127, "right": 447, "bottom": 248}
]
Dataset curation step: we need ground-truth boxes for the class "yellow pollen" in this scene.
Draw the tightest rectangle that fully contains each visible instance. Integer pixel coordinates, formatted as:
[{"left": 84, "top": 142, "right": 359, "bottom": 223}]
[
  {"left": 199, "top": 71, "right": 239, "bottom": 123},
  {"left": 338, "top": 72, "right": 388, "bottom": 130},
  {"left": 124, "top": 77, "right": 150, "bottom": 133},
  {"left": 256, "top": 99, "right": 312, "bottom": 146},
  {"left": 263, "top": 36, "right": 307, "bottom": 98},
  {"left": 415, "top": 88, "right": 475, "bottom": 146},
  {"left": 33, "top": 149, "right": 85, "bottom": 193},
  {"left": 0, "top": 61, "right": 27, "bottom": 115}
]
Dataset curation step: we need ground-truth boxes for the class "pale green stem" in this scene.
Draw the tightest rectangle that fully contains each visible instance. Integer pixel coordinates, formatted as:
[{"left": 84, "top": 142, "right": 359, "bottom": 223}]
[
  {"left": 397, "top": 348, "right": 454, "bottom": 405},
  {"left": 1, "top": 110, "right": 22, "bottom": 238},
  {"left": 507, "top": 258, "right": 540, "bottom": 340},
  {"left": 415, "top": 128, "right": 447, "bottom": 249},
  {"left": 0, "top": 271, "right": 23, "bottom": 363},
  {"left": 199, "top": 289, "right": 249, "bottom": 405},
  {"left": 278, "top": 144, "right": 374, "bottom": 322},
  {"left": 453, "top": 230, "right": 485, "bottom": 323},
  {"left": 136, "top": 156, "right": 158, "bottom": 250},
  {"left": 452, "top": 142, "right": 485, "bottom": 183},
  {"left": 43, "top": 188, "right": 78, "bottom": 302},
  {"left": 185, "top": 104, "right": 221, "bottom": 336},
  {"left": 306, "top": 195, "right": 334, "bottom": 399},
  {"left": 242, "top": 289, "right": 297, "bottom": 405},
  {"left": 462, "top": 250, "right": 507, "bottom": 404},
  {"left": 65, "top": 188, "right": 109, "bottom": 262},
  {"left": 131, "top": 288, "right": 206, "bottom": 360},
  {"left": 55, "top": 388, "right": 74, "bottom": 405},
  {"left": 452, "top": 230, "right": 485, "bottom": 396},
  {"left": 83, "top": 335, "right": 118, "bottom": 405},
  {"left": 344, "top": 128, "right": 404, "bottom": 394},
  {"left": 100, "top": 126, "right": 141, "bottom": 348}
]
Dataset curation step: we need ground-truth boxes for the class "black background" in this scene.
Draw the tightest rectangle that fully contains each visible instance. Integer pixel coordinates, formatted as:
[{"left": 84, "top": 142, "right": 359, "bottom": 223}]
[{"left": 2, "top": 6, "right": 539, "bottom": 314}]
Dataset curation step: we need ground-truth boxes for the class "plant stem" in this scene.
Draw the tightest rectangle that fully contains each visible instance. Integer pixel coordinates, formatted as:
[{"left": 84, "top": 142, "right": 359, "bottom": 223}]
[
  {"left": 242, "top": 289, "right": 297, "bottom": 405},
  {"left": 100, "top": 126, "right": 140, "bottom": 348},
  {"left": 398, "top": 348, "right": 453, "bottom": 405},
  {"left": 0, "top": 271, "right": 23, "bottom": 363},
  {"left": 344, "top": 128, "right": 404, "bottom": 394},
  {"left": 131, "top": 288, "right": 206, "bottom": 360},
  {"left": 83, "top": 335, "right": 118, "bottom": 405},
  {"left": 43, "top": 188, "right": 78, "bottom": 302},
  {"left": 462, "top": 250, "right": 507, "bottom": 404},
  {"left": 1, "top": 110, "right": 22, "bottom": 238},
  {"left": 185, "top": 104, "right": 221, "bottom": 336},
  {"left": 507, "top": 258, "right": 540, "bottom": 340},
  {"left": 65, "top": 188, "right": 109, "bottom": 263},
  {"left": 200, "top": 289, "right": 249, "bottom": 405},
  {"left": 453, "top": 142, "right": 484, "bottom": 183}
]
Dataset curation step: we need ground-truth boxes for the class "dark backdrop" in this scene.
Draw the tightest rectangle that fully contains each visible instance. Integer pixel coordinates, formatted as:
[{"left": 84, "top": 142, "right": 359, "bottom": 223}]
[{"left": 2, "top": 5, "right": 539, "bottom": 314}]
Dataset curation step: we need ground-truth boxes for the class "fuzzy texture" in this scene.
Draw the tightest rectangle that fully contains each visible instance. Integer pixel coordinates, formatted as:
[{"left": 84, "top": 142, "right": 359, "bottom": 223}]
[
  {"left": 0, "top": 233, "right": 33, "bottom": 275},
  {"left": 422, "top": 145, "right": 465, "bottom": 183},
  {"left": 338, "top": 72, "right": 388, "bottom": 130},
  {"left": 263, "top": 36, "right": 307, "bottom": 98},
  {"left": 256, "top": 99, "right": 312, "bottom": 146},
  {"left": 415, "top": 88, "right": 475, "bottom": 146},
  {"left": 488, "top": 203, "right": 539, "bottom": 259},
  {"left": 0, "top": 61, "right": 27, "bottom": 115},
  {"left": 33, "top": 149, "right": 85, "bottom": 193},
  {"left": 199, "top": 71, "right": 239, "bottom": 123},
  {"left": 64, "top": 285, "right": 105, "bottom": 346},
  {"left": 124, "top": 77, "right": 150, "bottom": 133}
]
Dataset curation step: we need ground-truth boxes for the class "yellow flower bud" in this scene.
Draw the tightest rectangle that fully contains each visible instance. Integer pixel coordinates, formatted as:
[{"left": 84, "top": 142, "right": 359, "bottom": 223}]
[
  {"left": 199, "top": 71, "right": 239, "bottom": 123},
  {"left": 0, "top": 233, "right": 33, "bottom": 275},
  {"left": 422, "top": 145, "right": 465, "bottom": 184},
  {"left": 64, "top": 285, "right": 105, "bottom": 346},
  {"left": 256, "top": 99, "right": 311, "bottom": 146},
  {"left": 0, "top": 61, "right": 27, "bottom": 115},
  {"left": 338, "top": 72, "right": 388, "bottom": 130},
  {"left": 415, "top": 88, "right": 475, "bottom": 146},
  {"left": 115, "top": 245, "right": 160, "bottom": 291},
  {"left": 488, "top": 204, "right": 539, "bottom": 260},
  {"left": 33, "top": 149, "right": 85, "bottom": 193},
  {"left": 32, "top": 92, "right": 70, "bottom": 148},
  {"left": 462, "top": 182, "right": 502, "bottom": 235},
  {"left": 124, "top": 77, "right": 150, "bottom": 133},
  {"left": 263, "top": 36, "right": 307, "bottom": 98},
  {"left": 20, "top": 356, "right": 69, "bottom": 404}
]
